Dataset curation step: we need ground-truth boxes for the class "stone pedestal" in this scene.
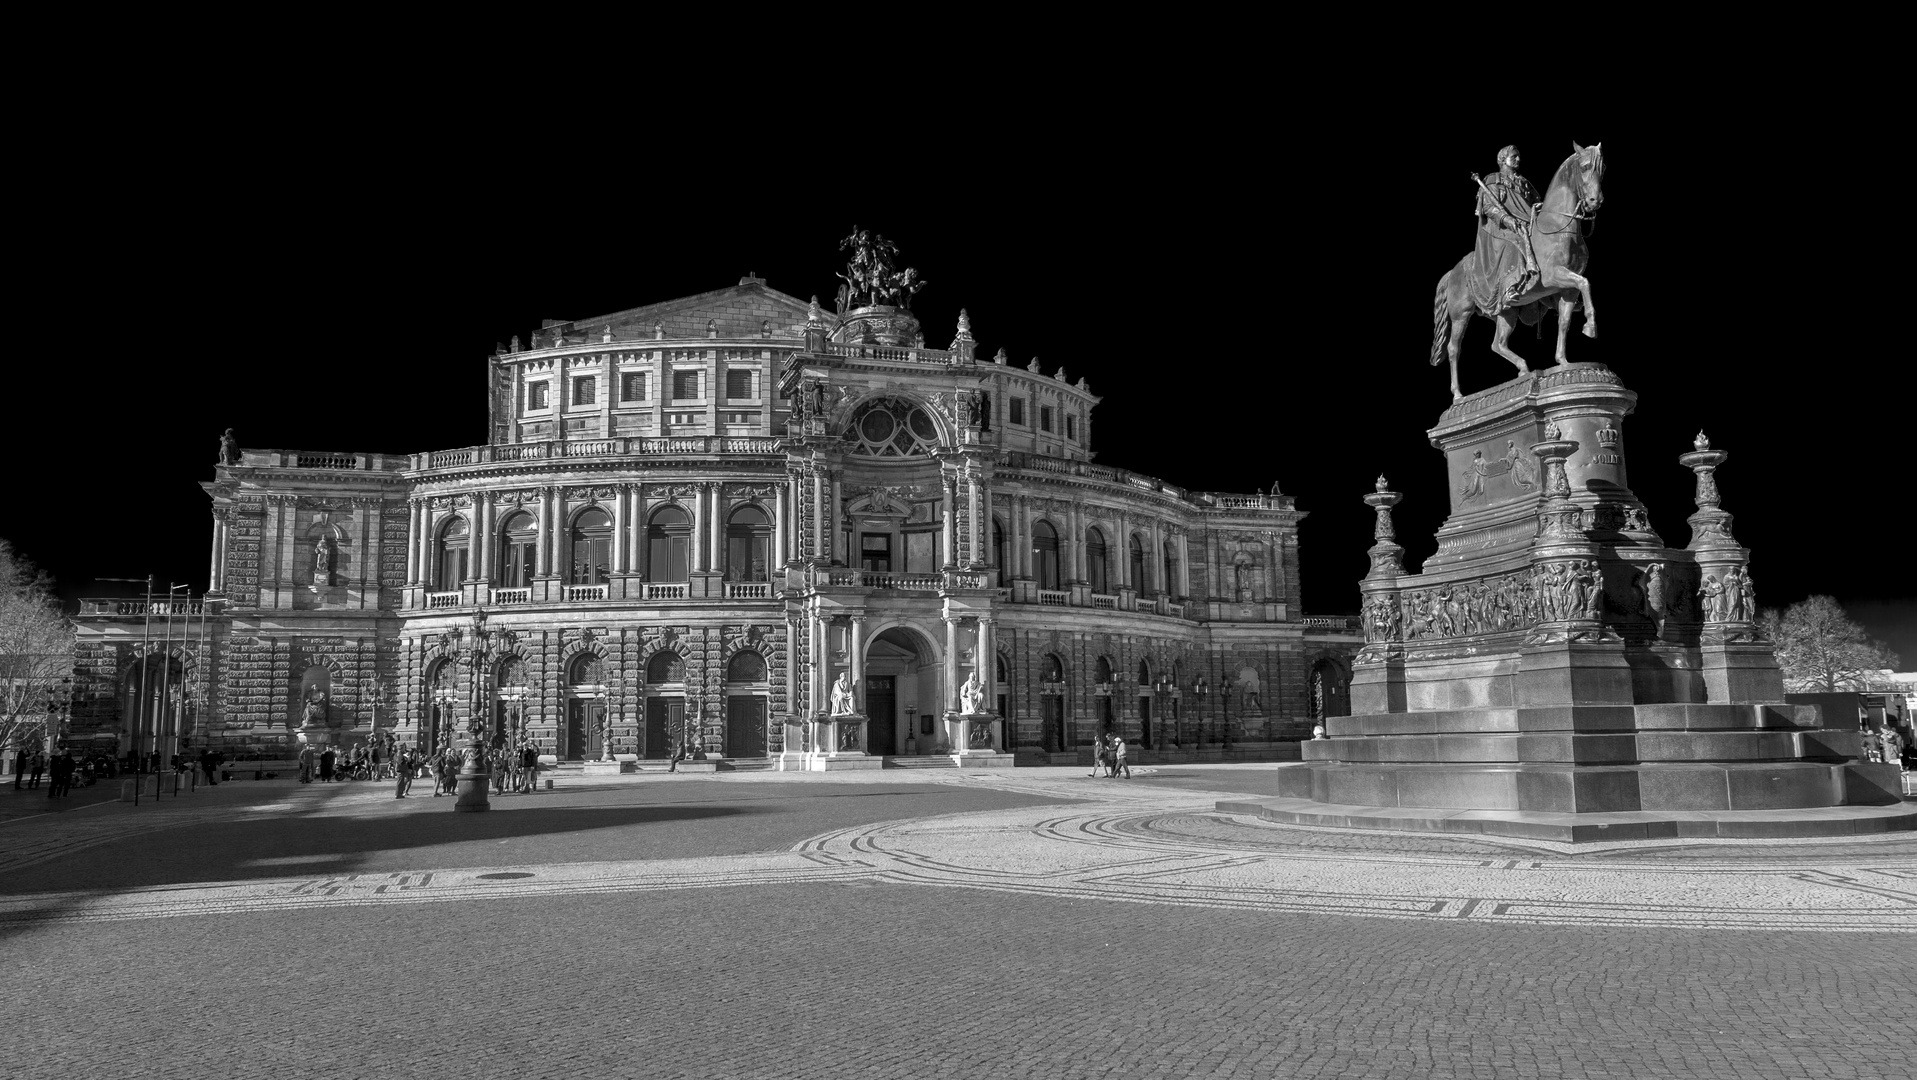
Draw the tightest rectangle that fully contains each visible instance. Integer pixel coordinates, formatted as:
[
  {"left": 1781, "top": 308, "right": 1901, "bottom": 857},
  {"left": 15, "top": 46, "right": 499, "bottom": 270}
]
[
  {"left": 1268, "top": 366, "right": 1914, "bottom": 839},
  {"left": 946, "top": 713, "right": 1009, "bottom": 765},
  {"left": 808, "top": 714, "right": 884, "bottom": 771},
  {"left": 453, "top": 740, "right": 490, "bottom": 812}
]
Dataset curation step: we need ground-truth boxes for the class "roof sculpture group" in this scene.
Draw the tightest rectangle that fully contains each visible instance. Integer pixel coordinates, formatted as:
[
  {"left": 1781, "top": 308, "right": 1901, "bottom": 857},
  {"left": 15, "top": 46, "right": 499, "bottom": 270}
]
[
  {"left": 835, "top": 227, "right": 926, "bottom": 314},
  {"left": 1431, "top": 142, "right": 1605, "bottom": 400}
]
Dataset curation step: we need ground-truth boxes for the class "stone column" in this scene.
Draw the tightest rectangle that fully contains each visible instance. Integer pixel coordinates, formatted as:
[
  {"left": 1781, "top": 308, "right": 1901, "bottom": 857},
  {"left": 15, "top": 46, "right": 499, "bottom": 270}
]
[
  {"left": 942, "top": 473, "right": 957, "bottom": 569},
  {"left": 968, "top": 470, "right": 985, "bottom": 568},
  {"left": 536, "top": 488, "right": 552, "bottom": 577},
  {"left": 809, "top": 609, "right": 827, "bottom": 716},
  {"left": 829, "top": 473, "right": 843, "bottom": 565},
  {"left": 417, "top": 502, "right": 434, "bottom": 590},
  {"left": 810, "top": 469, "right": 825, "bottom": 561},
  {"left": 772, "top": 481, "right": 787, "bottom": 571},
  {"left": 977, "top": 616, "right": 996, "bottom": 702},
  {"left": 708, "top": 482, "right": 724, "bottom": 575},
  {"left": 1149, "top": 518, "right": 1164, "bottom": 597},
  {"left": 404, "top": 500, "right": 418, "bottom": 584},
  {"left": 209, "top": 511, "right": 226, "bottom": 592},
  {"left": 601, "top": 351, "right": 614, "bottom": 437},
  {"left": 609, "top": 486, "right": 626, "bottom": 574},
  {"left": 477, "top": 491, "right": 494, "bottom": 582},
  {"left": 1177, "top": 532, "right": 1192, "bottom": 598},
  {"left": 849, "top": 616, "right": 867, "bottom": 713},
  {"left": 944, "top": 615, "right": 960, "bottom": 715},
  {"left": 786, "top": 613, "right": 802, "bottom": 719},
  {"left": 552, "top": 487, "right": 569, "bottom": 579}
]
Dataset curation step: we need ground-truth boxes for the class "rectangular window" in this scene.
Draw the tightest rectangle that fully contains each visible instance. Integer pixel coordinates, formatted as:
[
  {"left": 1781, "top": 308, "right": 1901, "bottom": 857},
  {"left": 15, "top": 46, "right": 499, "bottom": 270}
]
[
  {"left": 721, "top": 411, "right": 757, "bottom": 425},
  {"left": 621, "top": 372, "right": 645, "bottom": 402},
  {"left": 1066, "top": 414, "right": 1077, "bottom": 440},
  {"left": 726, "top": 369, "right": 753, "bottom": 400},
  {"left": 672, "top": 370, "right": 700, "bottom": 400},
  {"left": 1009, "top": 397, "right": 1025, "bottom": 426},
  {"left": 1039, "top": 405, "right": 1053, "bottom": 433},
  {"left": 649, "top": 533, "right": 689, "bottom": 582},
  {"left": 573, "top": 377, "right": 596, "bottom": 406},
  {"left": 861, "top": 533, "right": 891, "bottom": 573},
  {"left": 667, "top": 412, "right": 701, "bottom": 427},
  {"left": 528, "top": 382, "right": 550, "bottom": 410}
]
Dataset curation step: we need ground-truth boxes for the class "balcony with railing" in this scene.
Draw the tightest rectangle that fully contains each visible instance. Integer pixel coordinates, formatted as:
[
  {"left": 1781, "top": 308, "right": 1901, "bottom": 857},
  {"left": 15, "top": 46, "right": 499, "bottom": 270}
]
[
  {"left": 643, "top": 582, "right": 689, "bottom": 600},
  {"left": 411, "top": 436, "right": 785, "bottom": 476},
  {"left": 492, "top": 587, "right": 531, "bottom": 605},
  {"left": 1037, "top": 589, "right": 1070, "bottom": 606},
  {"left": 562, "top": 584, "right": 608, "bottom": 602},
  {"left": 723, "top": 581, "right": 773, "bottom": 599},
  {"left": 1090, "top": 593, "right": 1118, "bottom": 610},
  {"left": 427, "top": 591, "right": 461, "bottom": 609}
]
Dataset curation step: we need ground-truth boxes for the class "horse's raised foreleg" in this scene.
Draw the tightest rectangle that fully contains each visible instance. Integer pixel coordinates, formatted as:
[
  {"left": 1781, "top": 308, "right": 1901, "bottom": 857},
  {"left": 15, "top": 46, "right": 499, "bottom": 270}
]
[
  {"left": 1489, "top": 309, "right": 1528, "bottom": 376},
  {"left": 1553, "top": 290, "right": 1577, "bottom": 365},
  {"left": 1545, "top": 266, "right": 1596, "bottom": 339}
]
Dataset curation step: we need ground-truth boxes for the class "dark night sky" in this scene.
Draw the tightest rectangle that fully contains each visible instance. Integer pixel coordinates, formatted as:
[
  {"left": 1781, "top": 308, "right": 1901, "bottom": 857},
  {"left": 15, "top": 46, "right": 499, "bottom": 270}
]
[{"left": 8, "top": 87, "right": 1907, "bottom": 662}]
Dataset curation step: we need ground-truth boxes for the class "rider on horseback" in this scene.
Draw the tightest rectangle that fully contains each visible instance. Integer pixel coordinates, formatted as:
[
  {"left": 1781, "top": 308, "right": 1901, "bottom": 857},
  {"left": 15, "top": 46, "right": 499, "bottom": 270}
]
[{"left": 1473, "top": 146, "right": 1540, "bottom": 308}]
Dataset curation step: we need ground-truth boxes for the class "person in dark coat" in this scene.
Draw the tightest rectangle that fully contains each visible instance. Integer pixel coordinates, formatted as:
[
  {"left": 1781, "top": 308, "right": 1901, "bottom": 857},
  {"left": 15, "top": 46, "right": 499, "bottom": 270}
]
[
  {"left": 12, "top": 748, "right": 26, "bottom": 789},
  {"left": 318, "top": 747, "right": 337, "bottom": 782}
]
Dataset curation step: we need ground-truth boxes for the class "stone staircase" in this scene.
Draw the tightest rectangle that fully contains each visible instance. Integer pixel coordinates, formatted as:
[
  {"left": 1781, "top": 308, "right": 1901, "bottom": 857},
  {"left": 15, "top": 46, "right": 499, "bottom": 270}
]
[{"left": 884, "top": 756, "right": 957, "bottom": 770}]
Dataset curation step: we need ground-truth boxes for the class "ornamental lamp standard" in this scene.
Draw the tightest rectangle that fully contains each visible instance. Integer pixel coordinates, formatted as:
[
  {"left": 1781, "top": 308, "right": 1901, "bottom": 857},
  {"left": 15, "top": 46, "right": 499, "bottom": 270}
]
[
  {"left": 1192, "top": 677, "right": 1209, "bottom": 749},
  {"left": 452, "top": 609, "right": 495, "bottom": 812},
  {"left": 1221, "top": 677, "right": 1235, "bottom": 752}
]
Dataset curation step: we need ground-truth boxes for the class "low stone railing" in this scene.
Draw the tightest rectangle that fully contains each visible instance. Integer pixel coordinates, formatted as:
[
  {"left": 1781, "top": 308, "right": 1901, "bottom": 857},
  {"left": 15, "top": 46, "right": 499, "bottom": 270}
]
[
  {"left": 563, "top": 584, "right": 608, "bottom": 602},
  {"left": 410, "top": 436, "right": 784, "bottom": 473},
  {"left": 644, "top": 582, "right": 688, "bottom": 600},
  {"left": 492, "top": 587, "right": 531, "bottom": 605},
  {"left": 426, "top": 591, "right": 461, "bottom": 609},
  {"left": 724, "top": 582, "right": 773, "bottom": 599}
]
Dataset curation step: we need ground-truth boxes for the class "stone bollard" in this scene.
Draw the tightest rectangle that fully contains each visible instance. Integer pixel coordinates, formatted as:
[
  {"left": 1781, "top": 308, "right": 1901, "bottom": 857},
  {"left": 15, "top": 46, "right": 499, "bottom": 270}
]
[{"left": 545, "top": 778, "right": 553, "bottom": 790}]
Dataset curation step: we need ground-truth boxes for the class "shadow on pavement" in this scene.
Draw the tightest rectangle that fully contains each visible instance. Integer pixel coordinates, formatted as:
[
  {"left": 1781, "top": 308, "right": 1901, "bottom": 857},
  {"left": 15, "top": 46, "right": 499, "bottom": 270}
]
[{"left": 2, "top": 803, "right": 747, "bottom": 897}]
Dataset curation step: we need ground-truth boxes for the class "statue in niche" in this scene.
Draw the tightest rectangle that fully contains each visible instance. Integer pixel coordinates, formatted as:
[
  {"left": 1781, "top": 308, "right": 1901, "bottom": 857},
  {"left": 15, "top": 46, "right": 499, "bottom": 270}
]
[
  {"left": 313, "top": 534, "right": 336, "bottom": 587},
  {"left": 218, "top": 428, "right": 240, "bottom": 466},
  {"left": 1699, "top": 574, "right": 1726, "bottom": 622},
  {"left": 959, "top": 670, "right": 986, "bottom": 715},
  {"left": 829, "top": 671, "right": 856, "bottom": 716},
  {"left": 1236, "top": 667, "right": 1263, "bottom": 713},
  {"left": 1233, "top": 557, "right": 1255, "bottom": 602},
  {"left": 302, "top": 688, "right": 328, "bottom": 728}
]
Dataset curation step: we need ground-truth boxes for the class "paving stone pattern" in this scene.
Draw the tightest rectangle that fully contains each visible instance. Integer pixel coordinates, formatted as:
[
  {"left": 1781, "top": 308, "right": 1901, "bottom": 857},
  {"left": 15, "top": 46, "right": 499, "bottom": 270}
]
[{"left": 1, "top": 766, "right": 1911, "bottom": 1079}]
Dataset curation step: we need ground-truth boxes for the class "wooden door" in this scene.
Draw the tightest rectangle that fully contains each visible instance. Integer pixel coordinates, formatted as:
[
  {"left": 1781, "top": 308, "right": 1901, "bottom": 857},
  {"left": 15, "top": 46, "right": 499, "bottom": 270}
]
[
  {"left": 1139, "top": 696, "right": 1153, "bottom": 749},
  {"left": 565, "top": 700, "right": 586, "bottom": 760},
  {"left": 865, "top": 677, "right": 896, "bottom": 756},
  {"left": 645, "top": 698, "right": 669, "bottom": 759},
  {"left": 725, "top": 696, "right": 765, "bottom": 758}
]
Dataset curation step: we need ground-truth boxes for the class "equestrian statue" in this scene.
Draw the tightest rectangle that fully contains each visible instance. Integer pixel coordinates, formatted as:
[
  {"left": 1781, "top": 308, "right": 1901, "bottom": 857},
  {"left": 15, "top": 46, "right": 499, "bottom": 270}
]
[{"left": 1431, "top": 142, "right": 1605, "bottom": 400}]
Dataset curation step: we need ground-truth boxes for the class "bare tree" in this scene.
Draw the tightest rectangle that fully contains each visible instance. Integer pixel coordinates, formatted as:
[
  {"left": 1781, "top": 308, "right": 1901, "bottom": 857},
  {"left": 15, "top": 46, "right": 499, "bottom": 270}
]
[
  {"left": 1759, "top": 595, "right": 1900, "bottom": 693},
  {"left": 1, "top": 540, "right": 75, "bottom": 753}
]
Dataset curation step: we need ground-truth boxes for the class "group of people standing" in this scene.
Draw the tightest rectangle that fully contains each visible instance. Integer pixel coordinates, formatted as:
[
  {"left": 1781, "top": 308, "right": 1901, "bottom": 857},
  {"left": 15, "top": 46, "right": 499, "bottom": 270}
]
[
  {"left": 1090, "top": 732, "right": 1132, "bottom": 779},
  {"left": 391, "top": 742, "right": 543, "bottom": 799},
  {"left": 12, "top": 749, "right": 81, "bottom": 797}
]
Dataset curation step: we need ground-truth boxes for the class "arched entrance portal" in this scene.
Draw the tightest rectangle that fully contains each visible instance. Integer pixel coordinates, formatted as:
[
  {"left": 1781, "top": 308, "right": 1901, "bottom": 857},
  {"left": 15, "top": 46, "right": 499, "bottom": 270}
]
[{"left": 862, "top": 626, "right": 940, "bottom": 755}]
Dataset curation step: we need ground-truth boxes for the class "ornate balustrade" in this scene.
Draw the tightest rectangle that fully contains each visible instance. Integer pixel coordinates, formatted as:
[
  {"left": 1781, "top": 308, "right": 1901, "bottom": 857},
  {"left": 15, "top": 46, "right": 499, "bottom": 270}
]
[
  {"left": 426, "top": 591, "right": 461, "bottom": 609},
  {"left": 409, "top": 436, "right": 785, "bottom": 473},
  {"left": 643, "top": 582, "right": 688, "bottom": 600},
  {"left": 1301, "top": 616, "right": 1360, "bottom": 631},
  {"left": 1038, "top": 590, "right": 1070, "bottom": 606},
  {"left": 491, "top": 587, "right": 531, "bottom": 605},
  {"left": 563, "top": 584, "right": 608, "bottom": 602},
  {"left": 822, "top": 342, "right": 954, "bottom": 365},
  {"left": 724, "top": 581, "right": 773, "bottom": 599},
  {"left": 1090, "top": 593, "right": 1118, "bottom": 610},
  {"left": 860, "top": 572, "right": 943, "bottom": 592},
  {"left": 91, "top": 600, "right": 209, "bottom": 617}
]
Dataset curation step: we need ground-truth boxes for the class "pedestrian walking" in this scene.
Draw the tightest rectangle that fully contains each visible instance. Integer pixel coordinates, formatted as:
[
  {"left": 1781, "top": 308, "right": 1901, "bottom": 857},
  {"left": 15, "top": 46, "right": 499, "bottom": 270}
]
[
  {"left": 394, "top": 748, "right": 413, "bottom": 798},
  {"left": 520, "top": 744, "right": 539, "bottom": 793},
  {"left": 12, "top": 748, "right": 26, "bottom": 789},
  {"left": 1091, "top": 735, "right": 1109, "bottom": 778},
  {"left": 47, "top": 752, "right": 70, "bottom": 798},
  {"left": 1112, "top": 735, "right": 1131, "bottom": 779},
  {"left": 298, "top": 745, "right": 315, "bottom": 783},
  {"left": 319, "top": 747, "right": 337, "bottom": 783},
  {"left": 29, "top": 751, "right": 46, "bottom": 789}
]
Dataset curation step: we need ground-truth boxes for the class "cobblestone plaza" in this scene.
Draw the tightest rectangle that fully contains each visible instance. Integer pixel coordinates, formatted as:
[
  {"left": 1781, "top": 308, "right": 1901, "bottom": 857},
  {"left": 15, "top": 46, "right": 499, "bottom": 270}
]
[{"left": 4, "top": 767, "right": 1912, "bottom": 1079}]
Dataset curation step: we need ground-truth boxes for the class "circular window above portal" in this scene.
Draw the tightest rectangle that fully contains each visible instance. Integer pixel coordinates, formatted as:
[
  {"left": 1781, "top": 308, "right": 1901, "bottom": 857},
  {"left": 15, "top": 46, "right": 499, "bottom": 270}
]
[{"left": 844, "top": 397, "right": 942, "bottom": 457}]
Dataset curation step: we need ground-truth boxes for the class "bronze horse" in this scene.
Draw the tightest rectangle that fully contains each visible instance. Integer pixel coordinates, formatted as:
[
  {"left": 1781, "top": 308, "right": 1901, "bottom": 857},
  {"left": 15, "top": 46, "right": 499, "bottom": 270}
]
[{"left": 1431, "top": 143, "right": 1606, "bottom": 400}]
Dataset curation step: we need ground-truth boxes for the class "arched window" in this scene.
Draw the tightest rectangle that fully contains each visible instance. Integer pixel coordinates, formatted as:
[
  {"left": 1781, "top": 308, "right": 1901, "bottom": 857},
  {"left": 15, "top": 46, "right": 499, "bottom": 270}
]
[
  {"left": 993, "top": 518, "right": 1008, "bottom": 587},
  {"left": 1044, "top": 654, "right": 1066, "bottom": 684},
  {"left": 1095, "top": 656, "right": 1115, "bottom": 686},
  {"left": 1129, "top": 534, "right": 1148, "bottom": 594},
  {"left": 725, "top": 506, "right": 771, "bottom": 582},
  {"left": 568, "top": 652, "right": 605, "bottom": 686},
  {"left": 844, "top": 397, "right": 942, "bottom": 457},
  {"left": 436, "top": 517, "right": 470, "bottom": 592},
  {"left": 647, "top": 650, "right": 685, "bottom": 684},
  {"left": 647, "top": 506, "right": 690, "bottom": 582},
  {"left": 1032, "top": 521, "right": 1060, "bottom": 591},
  {"left": 726, "top": 650, "right": 766, "bottom": 682},
  {"left": 1138, "top": 659, "right": 1151, "bottom": 686},
  {"left": 497, "top": 512, "right": 537, "bottom": 587},
  {"left": 1085, "top": 527, "right": 1110, "bottom": 594},
  {"left": 568, "top": 508, "right": 612, "bottom": 585}
]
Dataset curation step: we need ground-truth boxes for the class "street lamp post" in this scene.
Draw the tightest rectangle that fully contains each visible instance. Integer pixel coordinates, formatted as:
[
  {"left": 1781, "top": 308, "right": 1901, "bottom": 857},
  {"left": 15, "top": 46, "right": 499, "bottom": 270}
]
[
  {"left": 1193, "top": 677, "right": 1209, "bottom": 750},
  {"left": 1222, "top": 677, "right": 1235, "bottom": 752},
  {"left": 453, "top": 611, "right": 494, "bottom": 812}
]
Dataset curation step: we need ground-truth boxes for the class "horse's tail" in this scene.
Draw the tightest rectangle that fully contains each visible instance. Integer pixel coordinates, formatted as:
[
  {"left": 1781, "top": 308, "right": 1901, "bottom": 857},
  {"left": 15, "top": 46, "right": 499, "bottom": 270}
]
[{"left": 1430, "top": 273, "right": 1451, "bottom": 366}]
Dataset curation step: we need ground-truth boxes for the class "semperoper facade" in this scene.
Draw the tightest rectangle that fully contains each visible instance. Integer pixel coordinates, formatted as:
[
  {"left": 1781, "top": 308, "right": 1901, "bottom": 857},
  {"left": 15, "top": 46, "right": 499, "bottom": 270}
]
[{"left": 71, "top": 239, "right": 1358, "bottom": 767}]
